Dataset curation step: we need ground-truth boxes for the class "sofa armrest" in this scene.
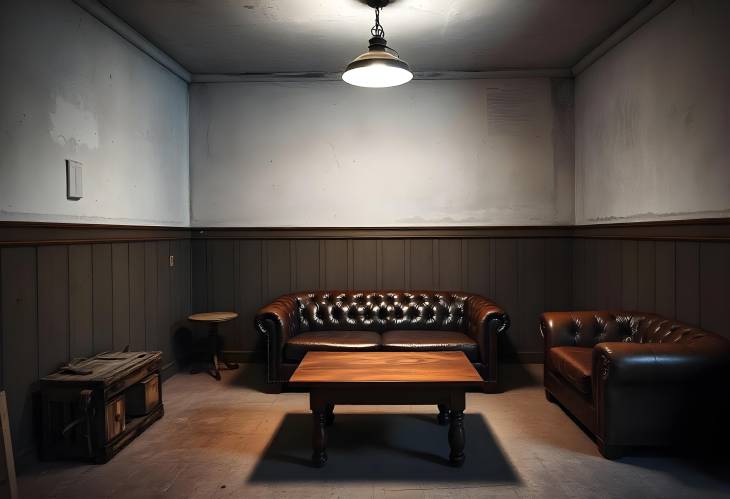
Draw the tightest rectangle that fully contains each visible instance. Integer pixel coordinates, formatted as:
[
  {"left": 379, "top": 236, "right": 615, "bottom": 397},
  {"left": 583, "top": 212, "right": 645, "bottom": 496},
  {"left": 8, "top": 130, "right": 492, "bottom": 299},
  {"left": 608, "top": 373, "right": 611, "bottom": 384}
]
[
  {"left": 466, "top": 296, "right": 509, "bottom": 380},
  {"left": 254, "top": 294, "right": 300, "bottom": 383},
  {"left": 466, "top": 295, "right": 510, "bottom": 339},
  {"left": 591, "top": 340, "right": 730, "bottom": 447}
]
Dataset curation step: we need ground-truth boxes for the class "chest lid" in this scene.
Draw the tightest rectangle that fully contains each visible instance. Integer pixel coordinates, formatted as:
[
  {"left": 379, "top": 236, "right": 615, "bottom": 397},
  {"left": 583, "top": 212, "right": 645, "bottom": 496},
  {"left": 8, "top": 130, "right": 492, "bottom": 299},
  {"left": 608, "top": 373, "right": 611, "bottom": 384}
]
[{"left": 42, "top": 351, "right": 161, "bottom": 387}]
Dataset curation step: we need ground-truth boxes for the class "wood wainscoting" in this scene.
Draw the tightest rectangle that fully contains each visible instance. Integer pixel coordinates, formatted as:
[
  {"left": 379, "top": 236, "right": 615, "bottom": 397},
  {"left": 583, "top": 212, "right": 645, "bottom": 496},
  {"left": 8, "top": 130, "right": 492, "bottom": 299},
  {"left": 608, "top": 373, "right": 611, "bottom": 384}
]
[
  {"left": 0, "top": 222, "right": 191, "bottom": 460},
  {"left": 572, "top": 218, "right": 730, "bottom": 339}
]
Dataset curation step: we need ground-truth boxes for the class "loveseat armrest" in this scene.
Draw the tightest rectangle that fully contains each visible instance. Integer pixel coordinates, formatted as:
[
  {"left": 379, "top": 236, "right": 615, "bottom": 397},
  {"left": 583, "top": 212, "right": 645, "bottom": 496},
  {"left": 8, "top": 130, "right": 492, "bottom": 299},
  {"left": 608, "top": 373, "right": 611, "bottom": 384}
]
[
  {"left": 591, "top": 340, "right": 730, "bottom": 450},
  {"left": 540, "top": 311, "right": 601, "bottom": 349},
  {"left": 592, "top": 340, "right": 730, "bottom": 385},
  {"left": 254, "top": 294, "right": 300, "bottom": 383}
]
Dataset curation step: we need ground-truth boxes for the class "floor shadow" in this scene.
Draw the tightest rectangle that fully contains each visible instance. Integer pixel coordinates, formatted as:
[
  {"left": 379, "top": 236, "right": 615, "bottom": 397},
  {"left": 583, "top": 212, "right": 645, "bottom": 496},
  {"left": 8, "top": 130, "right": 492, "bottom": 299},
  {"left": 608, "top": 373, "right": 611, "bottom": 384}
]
[
  {"left": 547, "top": 398, "right": 730, "bottom": 492},
  {"left": 229, "top": 362, "right": 269, "bottom": 391},
  {"left": 249, "top": 413, "right": 521, "bottom": 484},
  {"left": 618, "top": 446, "right": 730, "bottom": 490},
  {"left": 409, "top": 413, "right": 442, "bottom": 425},
  {"left": 498, "top": 363, "right": 542, "bottom": 391},
  {"left": 548, "top": 397, "right": 598, "bottom": 443},
  {"left": 172, "top": 324, "right": 194, "bottom": 367}
]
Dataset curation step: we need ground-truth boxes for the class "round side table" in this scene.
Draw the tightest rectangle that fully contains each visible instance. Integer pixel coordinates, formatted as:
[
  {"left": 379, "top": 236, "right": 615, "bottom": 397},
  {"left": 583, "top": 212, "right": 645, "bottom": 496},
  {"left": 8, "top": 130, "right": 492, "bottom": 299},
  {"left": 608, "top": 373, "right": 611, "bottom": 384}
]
[{"left": 188, "top": 312, "right": 239, "bottom": 381}]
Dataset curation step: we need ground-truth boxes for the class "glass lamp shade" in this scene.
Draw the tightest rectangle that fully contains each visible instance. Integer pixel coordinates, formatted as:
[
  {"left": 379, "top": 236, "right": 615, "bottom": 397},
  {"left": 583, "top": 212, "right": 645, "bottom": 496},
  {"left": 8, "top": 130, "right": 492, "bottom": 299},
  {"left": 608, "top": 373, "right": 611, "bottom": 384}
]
[{"left": 342, "top": 45, "right": 413, "bottom": 88}]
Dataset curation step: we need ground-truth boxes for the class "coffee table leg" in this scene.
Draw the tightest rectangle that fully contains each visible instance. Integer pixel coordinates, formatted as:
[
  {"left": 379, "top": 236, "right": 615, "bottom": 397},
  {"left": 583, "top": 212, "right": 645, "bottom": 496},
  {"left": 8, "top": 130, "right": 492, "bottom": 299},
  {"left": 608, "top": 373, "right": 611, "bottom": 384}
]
[
  {"left": 312, "top": 410, "right": 328, "bottom": 467},
  {"left": 437, "top": 404, "right": 450, "bottom": 425},
  {"left": 325, "top": 404, "right": 335, "bottom": 426},
  {"left": 448, "top": 410, "right": 465, "bottom": 466}
]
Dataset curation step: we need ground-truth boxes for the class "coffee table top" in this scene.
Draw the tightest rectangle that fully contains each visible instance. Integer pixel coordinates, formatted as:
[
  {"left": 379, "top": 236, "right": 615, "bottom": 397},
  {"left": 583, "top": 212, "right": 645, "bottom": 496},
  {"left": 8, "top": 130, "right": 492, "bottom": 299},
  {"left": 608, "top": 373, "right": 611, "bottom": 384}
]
[{"left": 289, "top": 351, "right": 483, "bottom": 385}]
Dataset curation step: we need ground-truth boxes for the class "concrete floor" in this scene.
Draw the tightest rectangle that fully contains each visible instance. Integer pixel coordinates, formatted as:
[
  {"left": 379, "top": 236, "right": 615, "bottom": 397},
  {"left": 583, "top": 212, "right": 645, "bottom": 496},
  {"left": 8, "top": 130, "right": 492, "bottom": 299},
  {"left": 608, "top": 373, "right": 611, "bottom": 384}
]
[{"left": 19, "top": 364, "right": 730, "bottom": 498}]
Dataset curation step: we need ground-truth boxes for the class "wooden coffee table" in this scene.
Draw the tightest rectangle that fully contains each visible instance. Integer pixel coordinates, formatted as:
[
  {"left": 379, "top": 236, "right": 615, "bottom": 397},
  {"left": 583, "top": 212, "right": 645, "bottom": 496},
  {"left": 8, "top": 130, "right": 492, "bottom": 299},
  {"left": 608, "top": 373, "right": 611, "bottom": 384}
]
[{"left": 289, "top": 351, "right": 484, "bottom": 467}]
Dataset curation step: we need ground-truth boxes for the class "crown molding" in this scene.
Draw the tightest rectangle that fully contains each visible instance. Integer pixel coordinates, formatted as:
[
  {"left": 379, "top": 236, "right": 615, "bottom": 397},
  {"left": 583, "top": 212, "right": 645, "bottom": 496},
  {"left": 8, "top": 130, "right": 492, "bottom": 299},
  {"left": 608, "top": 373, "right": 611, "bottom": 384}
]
[
  {"left": 72, "top": 0, "right": 191, "bottom": 83},
  {"left": 572, "top": 0, "right": 676, "bottom": 76}
]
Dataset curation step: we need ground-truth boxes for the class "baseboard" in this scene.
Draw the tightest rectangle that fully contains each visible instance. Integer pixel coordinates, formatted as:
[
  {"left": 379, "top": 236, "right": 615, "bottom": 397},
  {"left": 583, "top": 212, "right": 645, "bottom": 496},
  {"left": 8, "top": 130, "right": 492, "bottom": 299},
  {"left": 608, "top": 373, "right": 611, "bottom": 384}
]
[
  {"left": 13, "top": 443, "right": 38, "bottom": 472},
  {"left": 220, "top": 350, "right": 264, "bottom": 363},
  {"left": 501, "top": 352, "right": 544, "bottom": 364},
  {"left": 159, "top": 361, "right": 180, "bottom": 381}
]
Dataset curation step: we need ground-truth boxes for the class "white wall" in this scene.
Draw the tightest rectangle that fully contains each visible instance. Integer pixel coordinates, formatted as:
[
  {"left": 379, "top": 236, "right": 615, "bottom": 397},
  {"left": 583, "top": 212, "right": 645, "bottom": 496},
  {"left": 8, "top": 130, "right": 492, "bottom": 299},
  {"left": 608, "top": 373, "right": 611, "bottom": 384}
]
[
  {"left": 5, "top": 0, "right": 727, "bottom": 229},
  {"left": 575, "top": 0, "right": 730, "bottom": 224},
  {"left": 190, "top": 78, "right": 574, "bottom": 227},
  {"left": 0, "top": 0, "right": 189, "bottom": 226}
]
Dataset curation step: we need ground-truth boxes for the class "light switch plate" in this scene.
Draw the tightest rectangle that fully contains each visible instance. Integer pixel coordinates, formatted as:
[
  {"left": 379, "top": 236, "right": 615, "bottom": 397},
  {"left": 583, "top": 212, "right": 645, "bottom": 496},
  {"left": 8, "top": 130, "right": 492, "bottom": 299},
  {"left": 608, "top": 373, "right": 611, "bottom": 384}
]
[{"left": 66, "top": 160, "right": 83, "bottom": 200}]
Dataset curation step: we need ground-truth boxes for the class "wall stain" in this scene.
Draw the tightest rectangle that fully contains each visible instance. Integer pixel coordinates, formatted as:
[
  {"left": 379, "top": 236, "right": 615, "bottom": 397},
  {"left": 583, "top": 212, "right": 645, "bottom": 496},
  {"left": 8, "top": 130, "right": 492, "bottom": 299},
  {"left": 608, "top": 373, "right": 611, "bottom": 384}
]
[
  {"left": 612, "top": 95, "right": 638, "bottom": 148},
  {"left": 326, "top": 142, "right": 341, "bottom": 169},
  {"left": 586, "top": 208, "right": 730, "bottom": 223},
  {"left": 0, "top": 209, "right": 187, "bottom": 226},
  {"left": 683, "top": 106, "right": 695, "bottom": 127},
  {"left": 48, "top": 94, "right": 99, "bottom": 150}
]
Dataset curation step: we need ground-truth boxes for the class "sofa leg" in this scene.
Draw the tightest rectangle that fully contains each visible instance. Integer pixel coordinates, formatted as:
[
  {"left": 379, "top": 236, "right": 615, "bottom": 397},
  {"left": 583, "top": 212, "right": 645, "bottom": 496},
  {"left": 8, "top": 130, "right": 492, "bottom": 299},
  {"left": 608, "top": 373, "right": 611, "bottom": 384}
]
[
  {"left": 263, "top": 382, "right": 282, "bottom": 394},
  {"left": 598, "top": 442, "right": 625, "bottom": 460},
  {"left": 481, "top": 381, "right": 500, "bottom": 394},
  {"left": 545, "top": 389, "right": 557, "bottom": 403}
]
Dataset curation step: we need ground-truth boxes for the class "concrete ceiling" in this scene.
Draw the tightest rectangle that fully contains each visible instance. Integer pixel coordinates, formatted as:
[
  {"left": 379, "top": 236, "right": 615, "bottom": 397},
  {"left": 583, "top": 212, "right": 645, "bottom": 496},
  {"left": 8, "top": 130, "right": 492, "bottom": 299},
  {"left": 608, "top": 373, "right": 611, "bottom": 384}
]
[{"left": 99, "top": 0, "right": 651, "bottom": 75}]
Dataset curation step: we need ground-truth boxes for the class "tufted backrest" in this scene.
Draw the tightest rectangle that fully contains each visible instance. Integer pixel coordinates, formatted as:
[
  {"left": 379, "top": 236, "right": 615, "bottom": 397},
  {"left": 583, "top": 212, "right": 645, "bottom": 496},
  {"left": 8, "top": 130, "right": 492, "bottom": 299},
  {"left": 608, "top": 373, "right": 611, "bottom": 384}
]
[
  {"left": 293, "top": 291, "right": 470, "bottom": 333},
  {"left": 541, "top": 311, "right": 716, "bottom": 348}
]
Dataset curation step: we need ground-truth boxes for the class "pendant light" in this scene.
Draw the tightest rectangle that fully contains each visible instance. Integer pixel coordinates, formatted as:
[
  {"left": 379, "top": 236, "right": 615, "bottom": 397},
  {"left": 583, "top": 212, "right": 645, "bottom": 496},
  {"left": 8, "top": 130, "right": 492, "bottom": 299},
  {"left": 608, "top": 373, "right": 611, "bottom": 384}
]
[{"left": 342, "top": 0, "right": 412, "bottom": 88}]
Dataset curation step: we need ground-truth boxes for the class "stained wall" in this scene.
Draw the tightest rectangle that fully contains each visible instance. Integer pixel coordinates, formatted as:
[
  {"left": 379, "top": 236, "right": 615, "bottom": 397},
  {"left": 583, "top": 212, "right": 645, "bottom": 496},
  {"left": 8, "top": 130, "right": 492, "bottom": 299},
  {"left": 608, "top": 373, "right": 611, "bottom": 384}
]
[
  {"left": 0, "top": 0, "right": 190, "bottom": 226},
  {"left": 575, "top": 0, "right": 730, "bottom": 224},
  {"left": 190, "top": 78, "right": 574, "bottom": 227}
]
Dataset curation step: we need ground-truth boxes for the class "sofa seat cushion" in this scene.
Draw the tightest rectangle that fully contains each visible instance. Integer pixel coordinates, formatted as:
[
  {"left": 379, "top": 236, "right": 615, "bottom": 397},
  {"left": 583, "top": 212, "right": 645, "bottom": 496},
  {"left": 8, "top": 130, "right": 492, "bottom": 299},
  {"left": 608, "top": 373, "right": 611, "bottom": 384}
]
[
  {"left": 548, "top": 346, "right": 593, "bottom": 395},
  {"left": 381, "top": 330, "right": 479, "bottom": 362},
  {"left": 284, "top": 331, "right": 381, "bottom": 362}
]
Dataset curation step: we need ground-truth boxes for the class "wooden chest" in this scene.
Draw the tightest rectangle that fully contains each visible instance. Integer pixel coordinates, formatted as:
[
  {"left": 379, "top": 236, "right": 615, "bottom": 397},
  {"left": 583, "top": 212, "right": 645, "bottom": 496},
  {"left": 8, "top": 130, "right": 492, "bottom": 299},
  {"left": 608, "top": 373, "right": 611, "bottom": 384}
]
[{"left": 40, "top": 351, "right": 164, "bottom": 463}]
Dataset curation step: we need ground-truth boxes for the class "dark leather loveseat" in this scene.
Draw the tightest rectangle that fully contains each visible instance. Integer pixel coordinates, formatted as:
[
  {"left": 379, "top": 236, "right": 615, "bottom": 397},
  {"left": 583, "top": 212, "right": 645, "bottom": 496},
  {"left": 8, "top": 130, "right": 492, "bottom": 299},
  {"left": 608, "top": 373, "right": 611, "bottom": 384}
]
[
  {"left": 255, "top": 291, "right": 510, "bottom": 392},
  {"left": 541, "top": 311, "right": 730, "bottom": 458}
]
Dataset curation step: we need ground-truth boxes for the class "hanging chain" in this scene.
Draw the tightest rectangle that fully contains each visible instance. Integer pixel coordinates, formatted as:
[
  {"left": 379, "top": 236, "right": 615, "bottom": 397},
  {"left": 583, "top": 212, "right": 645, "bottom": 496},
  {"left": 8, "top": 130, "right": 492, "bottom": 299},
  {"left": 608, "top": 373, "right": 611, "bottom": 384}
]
[{"left": 371, "top": 7, "right": 385, "bottom": 38}]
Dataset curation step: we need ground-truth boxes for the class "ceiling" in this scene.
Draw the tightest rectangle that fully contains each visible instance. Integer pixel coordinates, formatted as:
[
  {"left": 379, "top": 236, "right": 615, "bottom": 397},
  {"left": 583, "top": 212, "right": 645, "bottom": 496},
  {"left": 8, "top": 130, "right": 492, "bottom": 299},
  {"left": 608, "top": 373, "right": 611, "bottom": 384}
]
[{"left": 99, "top": 0, "right": 651, "bottom": 75}]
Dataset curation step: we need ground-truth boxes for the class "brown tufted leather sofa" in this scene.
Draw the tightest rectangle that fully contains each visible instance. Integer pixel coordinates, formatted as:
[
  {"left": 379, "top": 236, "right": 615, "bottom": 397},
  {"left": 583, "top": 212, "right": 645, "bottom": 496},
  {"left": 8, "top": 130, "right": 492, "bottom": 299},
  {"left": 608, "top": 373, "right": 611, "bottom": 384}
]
[
  {"left": 541, "top": 311, "right": 730, "bottom": 458},
  {"left": 255, "top": 291, "right": 510, "bottom": 392}
]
